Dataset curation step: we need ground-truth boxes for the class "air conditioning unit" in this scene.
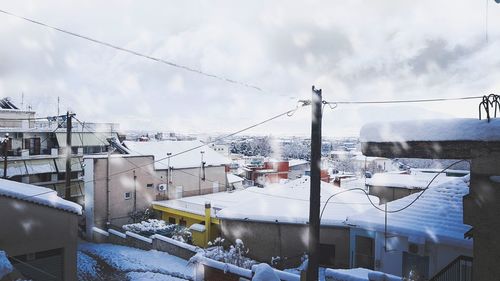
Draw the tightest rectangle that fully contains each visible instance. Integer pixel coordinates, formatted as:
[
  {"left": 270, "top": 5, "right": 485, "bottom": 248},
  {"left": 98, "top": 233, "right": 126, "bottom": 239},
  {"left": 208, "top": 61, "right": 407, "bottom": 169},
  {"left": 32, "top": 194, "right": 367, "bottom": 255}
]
[{"left": 158, "top": 184, "right": 167, "bottom": 191}]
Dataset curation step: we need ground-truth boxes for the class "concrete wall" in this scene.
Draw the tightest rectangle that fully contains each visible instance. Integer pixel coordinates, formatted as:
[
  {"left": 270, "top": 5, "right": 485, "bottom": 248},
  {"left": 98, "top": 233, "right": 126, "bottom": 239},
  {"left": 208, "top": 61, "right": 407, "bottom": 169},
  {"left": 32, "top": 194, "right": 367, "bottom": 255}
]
[
  {"left": 0, "top": 110, "right": 35, "bottom": 128},
  {"left": 88, "top": 155, "right": 165, "bottom": 228},
  {"left": 91, "top": 228, "right": 197, "bottom": 261},
  {"left": 0, "top": 196, "right": 78, "bottom": 281},
  {"left": 464, "top": 150, "right": 500, "bottom": 281},
  {"left": 86, "top": 155, "right": 227, "bottom": 230},
  {"left": 168, "top": 166, "right": 228, "bottom": 197},
  {"left": 368, "top": 185, "right": 421, "bottom": 204},
  {"left": 221, "top": 220, "right": 350, "bottom": 269}
]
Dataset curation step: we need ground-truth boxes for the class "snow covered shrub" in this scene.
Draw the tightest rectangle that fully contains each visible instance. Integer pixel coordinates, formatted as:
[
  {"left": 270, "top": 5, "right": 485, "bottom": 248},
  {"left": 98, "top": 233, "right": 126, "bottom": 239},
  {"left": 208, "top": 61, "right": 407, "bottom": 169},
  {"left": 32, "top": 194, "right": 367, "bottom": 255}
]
[
  {"left": 204, "top": 237, "right": 257, "bottom": 269},
  {"left": 122, "top": 219, "right": 192, "bottom": 244}
]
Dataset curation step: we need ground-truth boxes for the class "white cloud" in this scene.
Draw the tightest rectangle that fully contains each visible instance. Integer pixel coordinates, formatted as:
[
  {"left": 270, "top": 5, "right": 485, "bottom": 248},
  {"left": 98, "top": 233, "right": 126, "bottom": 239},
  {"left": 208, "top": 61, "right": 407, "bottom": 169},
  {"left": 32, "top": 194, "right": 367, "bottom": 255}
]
[{"left": 0, "top": 0, "right": 499, "bottom": 137}]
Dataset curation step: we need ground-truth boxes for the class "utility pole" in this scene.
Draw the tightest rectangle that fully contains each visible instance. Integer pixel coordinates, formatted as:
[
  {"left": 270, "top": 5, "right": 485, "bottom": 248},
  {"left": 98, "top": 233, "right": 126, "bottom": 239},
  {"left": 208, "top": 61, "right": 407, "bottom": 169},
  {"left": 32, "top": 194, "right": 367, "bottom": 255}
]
[
  {"left": 65, "top": 111, "right": 73, "bottom": 200},
  {"left": 167, "top": 152, "right": 172, "bottom": 197},
  {"left": 133, "top": 170, "right": 137, "bottom": 221},
  {"left": 306, "top": 85, "right": 322, "bottom": 281},
  {"left": 3, "top": 133, "right": 9, "bottom": 179},
  {"left": 199, "top": 151, "right": 205, "bottom": 195}
]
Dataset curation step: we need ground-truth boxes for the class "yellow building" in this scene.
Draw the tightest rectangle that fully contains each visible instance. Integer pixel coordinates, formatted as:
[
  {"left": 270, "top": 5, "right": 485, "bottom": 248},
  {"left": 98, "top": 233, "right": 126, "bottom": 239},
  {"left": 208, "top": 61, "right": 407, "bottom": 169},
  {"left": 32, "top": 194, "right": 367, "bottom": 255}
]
[{"left": 152, "top": 201, "right": 221, "bottom": 247}]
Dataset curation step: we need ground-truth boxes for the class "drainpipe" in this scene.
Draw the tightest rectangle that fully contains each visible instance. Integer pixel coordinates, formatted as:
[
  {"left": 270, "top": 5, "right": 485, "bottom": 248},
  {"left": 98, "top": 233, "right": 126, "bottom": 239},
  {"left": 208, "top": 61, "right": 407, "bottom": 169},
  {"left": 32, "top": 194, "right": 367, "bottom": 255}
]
[{"left": 205, "top": 202, "right": 211, "bottom": 247}]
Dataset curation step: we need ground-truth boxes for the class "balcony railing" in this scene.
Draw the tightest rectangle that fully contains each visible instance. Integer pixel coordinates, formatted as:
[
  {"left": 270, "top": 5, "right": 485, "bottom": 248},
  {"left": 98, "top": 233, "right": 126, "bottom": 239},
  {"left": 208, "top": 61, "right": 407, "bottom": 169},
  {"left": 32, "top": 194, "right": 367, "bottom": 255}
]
[{"left": 429, "top": 255, "right": 472, "bottom": 281}]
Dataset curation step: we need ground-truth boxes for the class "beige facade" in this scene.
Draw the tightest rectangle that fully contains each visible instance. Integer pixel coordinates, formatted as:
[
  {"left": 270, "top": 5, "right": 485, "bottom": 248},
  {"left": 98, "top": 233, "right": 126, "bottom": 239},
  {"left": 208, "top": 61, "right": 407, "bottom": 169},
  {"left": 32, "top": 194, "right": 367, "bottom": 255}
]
[
  {"left": 0, "top": 196, "right": 78, "bottom": 281},
  {"left": 84, "top": 154, "right": 228, "bottom": 232}
]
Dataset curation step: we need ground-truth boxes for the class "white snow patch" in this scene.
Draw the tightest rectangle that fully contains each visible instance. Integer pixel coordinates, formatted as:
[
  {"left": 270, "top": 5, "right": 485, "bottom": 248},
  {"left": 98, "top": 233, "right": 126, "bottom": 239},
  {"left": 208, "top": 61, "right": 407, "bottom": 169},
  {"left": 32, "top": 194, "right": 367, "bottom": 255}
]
[
  {"left": 189, "top": 223, "right": 206, "bottom": 232},
  {"left": 227, "top": 173, "right": 244, "bottom": 184},
  {"left": 124, "top": 140, "right": 230, "bottom": 169},
  {"left": 79, "top": 242, "right": 193, "bottom": 280},
  {"left": 92, "top": 227, "right": 109, "bottom": 236},
  {"left": 0, "top": 178, "right": 82, "bottom": 214},
  {"left": 152, "top": 234, "right": 199, "bottom": 252},
  {"left": 126, "top": 271, "right": 188, "bottom": 281},
  {"left": 125, "top": 231, "right": 152, "bottom": 244},
  {"left": 190, "top": 253, "right": 253, "bottom": 278},
  {"left": 0, "top": 251, "right": 13, "bottom": 279},
  {"left": 360, "top": 118, "right": 500, "bottom": 142},
  {"left": 325, "top": 268, "right": 401, "bottom": 281},
  {"left": 109, "top": 229, "right": 126, "bottom": 238},
  {"left": 366, "top": 173, "right": 455, "bottom": 190},
  {"left": 348, "top": 178, "right": 472, "bottom": 247},
  {"left": 77, "top": 251, "right": 99, "bottom": 280},
  {"left": 252, "top": 263, "right": 280, "bottom": 281}
]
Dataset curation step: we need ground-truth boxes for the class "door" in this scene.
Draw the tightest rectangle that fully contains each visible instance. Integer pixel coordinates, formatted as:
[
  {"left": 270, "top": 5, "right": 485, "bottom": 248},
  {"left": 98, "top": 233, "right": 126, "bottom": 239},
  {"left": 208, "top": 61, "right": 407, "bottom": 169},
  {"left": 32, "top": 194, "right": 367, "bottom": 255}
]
[{"left": 355, "top": 235, "right": 375, "bottom": 269}]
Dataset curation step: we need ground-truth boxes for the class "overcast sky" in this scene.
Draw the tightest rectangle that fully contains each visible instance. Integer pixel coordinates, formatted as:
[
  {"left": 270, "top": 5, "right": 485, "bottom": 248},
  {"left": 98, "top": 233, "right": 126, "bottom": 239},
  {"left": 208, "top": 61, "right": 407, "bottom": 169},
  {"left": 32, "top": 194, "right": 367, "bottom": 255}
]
[{"left": 0, "top": 0, "right": 500, "bottom": 137}]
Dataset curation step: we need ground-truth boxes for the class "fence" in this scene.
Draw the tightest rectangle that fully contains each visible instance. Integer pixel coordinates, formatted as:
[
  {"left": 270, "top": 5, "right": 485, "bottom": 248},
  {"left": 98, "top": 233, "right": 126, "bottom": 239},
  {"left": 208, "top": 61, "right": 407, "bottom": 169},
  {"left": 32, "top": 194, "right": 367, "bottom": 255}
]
[
  {"left": 195, "top": 256, "right": 301, "bottom": 281},
  {"left": 429, "top": 255, "right": 473, "bottom": 281}
]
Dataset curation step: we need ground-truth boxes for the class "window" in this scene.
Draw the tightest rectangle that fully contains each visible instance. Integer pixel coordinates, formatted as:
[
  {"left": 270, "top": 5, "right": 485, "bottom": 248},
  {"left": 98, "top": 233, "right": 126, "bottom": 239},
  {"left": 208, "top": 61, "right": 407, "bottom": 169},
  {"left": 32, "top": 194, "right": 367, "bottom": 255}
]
[
  {"left": 168, "top": 217, "right": 176, "bottom": 224},
  {"left": 9, "top": 248, "right": 63, "bottom": 280},
  {"left": 146, "top": 183, "right": 154, "bottom": 188},
  {"left": 179, "top": 218, "right": 187, "bottom": 227},
  {"left": 319, "top": 244, "right": 335, "bottom": 266},
  {"left": 124, "top": 192, "right": 131, "bottom": 200}
]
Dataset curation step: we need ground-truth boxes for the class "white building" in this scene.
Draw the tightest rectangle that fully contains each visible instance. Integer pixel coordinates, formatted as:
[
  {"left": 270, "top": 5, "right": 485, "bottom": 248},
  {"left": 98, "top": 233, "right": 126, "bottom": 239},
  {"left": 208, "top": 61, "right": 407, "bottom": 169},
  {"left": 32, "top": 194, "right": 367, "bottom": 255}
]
[{"left": 346, "top": 176, "right": 472, "bottom": 279}]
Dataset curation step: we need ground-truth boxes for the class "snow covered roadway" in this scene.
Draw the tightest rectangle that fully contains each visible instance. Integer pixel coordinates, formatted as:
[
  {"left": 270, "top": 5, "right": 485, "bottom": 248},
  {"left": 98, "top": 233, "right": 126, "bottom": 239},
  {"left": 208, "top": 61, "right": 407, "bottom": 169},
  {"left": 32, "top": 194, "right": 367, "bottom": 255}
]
[{"left": 78, "top": 242, "right": 195, "bottom": 281}]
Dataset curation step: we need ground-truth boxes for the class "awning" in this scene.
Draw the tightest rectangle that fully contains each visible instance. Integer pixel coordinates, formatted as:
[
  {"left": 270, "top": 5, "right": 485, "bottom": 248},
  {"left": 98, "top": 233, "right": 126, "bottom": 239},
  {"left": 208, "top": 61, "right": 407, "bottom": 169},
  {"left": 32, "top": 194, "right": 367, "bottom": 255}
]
[{"left": 55, "top": 132, "right": 118, "bottom": 147}]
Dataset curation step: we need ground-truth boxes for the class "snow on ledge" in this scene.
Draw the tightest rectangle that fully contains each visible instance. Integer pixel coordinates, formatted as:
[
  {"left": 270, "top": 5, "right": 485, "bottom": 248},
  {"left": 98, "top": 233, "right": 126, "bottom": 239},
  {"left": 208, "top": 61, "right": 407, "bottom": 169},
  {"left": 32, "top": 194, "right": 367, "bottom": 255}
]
[
  {"left": 325, "top": 268, "right": 401, "bottom": 281},
  {"left": 0, "top": 178, "right": 82, "bottom": 215},
  {"left": 125, "top": 231, "right": 152, "bottom": 244},
  {"left": 152, "top": 234, "right": 198, "bottom": 252},
  {"left": 92, "top": 227, "right": 109, "bottom": 237},
  {"left": 189, "top": 223, "right": 206, "bottom": 232},
  {"left": 191, "top": 254, "right": 253, "bottom": 278},
  {"left": 108, "top": 229, "right": 126, "bottom": 238},
  {"left": 360, "top": 118, "right": 500, "bottom": 143},
  {"left": 251, "top": 264, "right": 300, "bottom": 281}
]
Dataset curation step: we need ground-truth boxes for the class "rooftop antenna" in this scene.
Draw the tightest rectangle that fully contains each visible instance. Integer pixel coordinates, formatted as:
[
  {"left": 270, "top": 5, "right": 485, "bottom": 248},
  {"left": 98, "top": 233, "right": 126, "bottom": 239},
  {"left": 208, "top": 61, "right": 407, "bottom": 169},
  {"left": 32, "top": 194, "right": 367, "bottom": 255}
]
[
  {"left": 57, "top": 96, "right": 60, "bottom": 116},
  {"left": 20, "top": 92, "right": 24, "bottom": 110}
]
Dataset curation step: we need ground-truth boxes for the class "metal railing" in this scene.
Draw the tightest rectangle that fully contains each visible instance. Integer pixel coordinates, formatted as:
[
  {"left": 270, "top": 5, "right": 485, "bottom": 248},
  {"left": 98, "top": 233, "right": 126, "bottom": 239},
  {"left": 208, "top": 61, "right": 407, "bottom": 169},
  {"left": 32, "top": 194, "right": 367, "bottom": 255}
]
[{"left": 429, "top": 255, "right": 472, "bottom": 281}]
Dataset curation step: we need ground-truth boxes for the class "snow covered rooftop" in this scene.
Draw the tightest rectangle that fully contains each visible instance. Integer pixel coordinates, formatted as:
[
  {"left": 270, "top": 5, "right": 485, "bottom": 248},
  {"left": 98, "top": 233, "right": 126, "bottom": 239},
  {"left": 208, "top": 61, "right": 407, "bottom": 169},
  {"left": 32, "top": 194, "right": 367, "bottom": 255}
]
[
  {"left": 0, "top": 179, "right": 82, "bottom": 214},
  {"left": 366, "top": 172, "right": 455, "bottom": 190},
  {"left": 360, "top": 118, "right": 500, "bottom": 143},
  {"left": 347, "top": 176, "right": 472, "bottom": 247},
  {"left": 227, "top": 173, "right": 244, "bottom": 184},
  {"left": 288, "top": 159, "right": 309, "bottom": 167},
  {"left": 154, "top": 177, "right": 378, "bottom": 225},
  {"left": 123, "top": 140, "right": 231, "bottom": 169}
]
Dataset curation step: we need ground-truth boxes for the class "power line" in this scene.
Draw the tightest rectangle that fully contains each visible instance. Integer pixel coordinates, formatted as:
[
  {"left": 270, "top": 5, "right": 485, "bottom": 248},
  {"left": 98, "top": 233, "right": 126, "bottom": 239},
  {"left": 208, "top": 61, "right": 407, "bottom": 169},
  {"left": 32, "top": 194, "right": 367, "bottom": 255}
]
[
  {"left": 88, "top": 103, "right": 307, "bottom": 182},
  {"left": 319, "top": 159, "right": 469, "bottom": 221},
  {"left": 324, "top": 95, "right": 482, "bottom": 105},
  {"left": 0, "top": 9, "right": 263, "bottom": 92}
]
